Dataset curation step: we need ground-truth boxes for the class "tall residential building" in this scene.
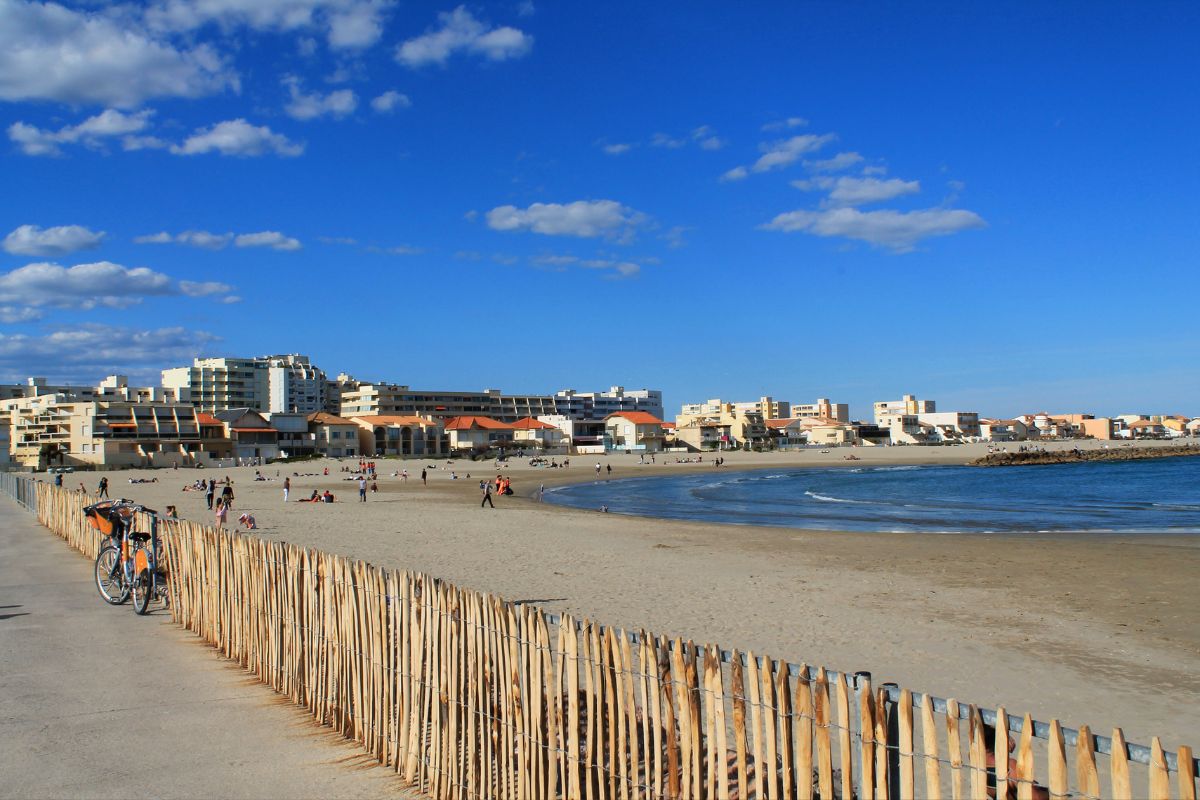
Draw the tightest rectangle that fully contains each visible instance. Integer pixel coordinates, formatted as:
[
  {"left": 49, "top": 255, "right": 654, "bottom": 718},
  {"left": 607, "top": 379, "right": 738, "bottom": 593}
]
[
  {"left": 553, "top": 387, "right": 664, "bottom": 421},
  {"left": 163, "top": 357, "right": 270, "bottom": 413},
  {"left": 873, "top": 394, "right": 936, "bottom": 425},
  {"left": 162, "top": 354, "right": 328, "bottom": 414},
  {"left": 264, "top": 354, "right": 328, "bottom": 414},
  {"left": 791, "top": 398, "right": 849, "bottom": 422}
]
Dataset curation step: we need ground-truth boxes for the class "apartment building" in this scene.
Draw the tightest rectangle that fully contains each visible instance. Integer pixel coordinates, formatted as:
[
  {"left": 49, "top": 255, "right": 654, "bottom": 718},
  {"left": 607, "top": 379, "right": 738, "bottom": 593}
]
[
  {"left": 873, "top": 394, "right": 936, "bottom": 425},
  {"left": 265, "top": 354, "right": 328, "bottom": 414},
  {"left": 349, "top": 415, "right": 445, "bottom": 456},
  {"left": 339, "top": 383, "right": 662, "bottom": 423},
  {"left": 791, "top": 398, "right": 850, "bottom": 423},
  {"left": 0, "top": 375, "right": 187, "bottom": 404},
  {"left": 604, "top": 411, "right": 667, "bottom": 452},
  {"left": 915, "top": 411, "right": 981, "bottom": 441},
  {"left": 4, "top": 394, "right": 208, "bottom": 469},
  {"left": 163, "top": 357, "right": 270, "bottom": 413},
  {"left": 306, "top": 412, "right": 361, "bottom": 458},
  {"left": 675, "top": 403, "right": 769, "bottom": 448}
]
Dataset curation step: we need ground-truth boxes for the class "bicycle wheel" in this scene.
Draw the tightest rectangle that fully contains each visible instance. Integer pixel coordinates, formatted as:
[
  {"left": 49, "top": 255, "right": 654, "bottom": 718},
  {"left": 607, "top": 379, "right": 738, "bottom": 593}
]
[
  {"left": 94, "top": 545, "right": 130, "bottom": 605},
  {"left": 132, "top": 568, "right": 153, "bottom": 616}
]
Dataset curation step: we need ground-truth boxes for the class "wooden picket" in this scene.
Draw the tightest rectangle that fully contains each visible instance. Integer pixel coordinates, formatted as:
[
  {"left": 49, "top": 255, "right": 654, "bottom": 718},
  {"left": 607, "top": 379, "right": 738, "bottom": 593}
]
[{"left": 9, "top": 479, "right": 1200, "bottom": 800}]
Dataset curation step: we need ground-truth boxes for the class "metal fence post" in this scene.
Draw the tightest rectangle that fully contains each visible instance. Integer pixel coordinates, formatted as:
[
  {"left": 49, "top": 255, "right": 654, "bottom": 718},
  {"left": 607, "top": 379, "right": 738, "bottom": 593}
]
[{"left": 882, "top": 682, "right": 900, "bottom": 800}]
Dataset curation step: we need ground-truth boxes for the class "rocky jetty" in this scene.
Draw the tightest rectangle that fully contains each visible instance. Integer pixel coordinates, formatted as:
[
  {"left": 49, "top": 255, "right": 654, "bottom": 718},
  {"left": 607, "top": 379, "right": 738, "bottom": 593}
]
[{"left": 970, "top": 444, "right": 1200, "bottom": 467}]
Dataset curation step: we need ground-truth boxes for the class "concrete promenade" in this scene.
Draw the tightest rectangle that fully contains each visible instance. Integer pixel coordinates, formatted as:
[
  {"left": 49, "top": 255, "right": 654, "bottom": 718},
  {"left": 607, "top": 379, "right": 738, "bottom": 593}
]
[{"left": 0, "top": 499, "right": 416, "bottom": 799}]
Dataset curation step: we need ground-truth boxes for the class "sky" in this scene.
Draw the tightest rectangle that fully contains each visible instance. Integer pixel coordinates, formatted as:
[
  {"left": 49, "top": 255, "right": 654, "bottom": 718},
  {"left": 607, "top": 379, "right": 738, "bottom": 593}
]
[{"left": 1, "top": 1, "right": 1198, "bottom": 420}]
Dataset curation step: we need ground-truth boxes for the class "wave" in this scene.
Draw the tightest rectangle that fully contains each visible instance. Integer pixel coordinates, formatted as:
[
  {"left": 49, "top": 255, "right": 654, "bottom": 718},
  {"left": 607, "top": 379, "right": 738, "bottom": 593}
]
[{"left": 804, "top": 490, "right": 868, "bottom": 505}]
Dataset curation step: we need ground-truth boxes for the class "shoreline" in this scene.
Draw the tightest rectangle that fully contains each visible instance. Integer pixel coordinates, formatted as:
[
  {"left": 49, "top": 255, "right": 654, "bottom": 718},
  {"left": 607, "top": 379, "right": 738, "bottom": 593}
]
[{"left": 55, "top": 439, "right": 1200, "bottom": 749}]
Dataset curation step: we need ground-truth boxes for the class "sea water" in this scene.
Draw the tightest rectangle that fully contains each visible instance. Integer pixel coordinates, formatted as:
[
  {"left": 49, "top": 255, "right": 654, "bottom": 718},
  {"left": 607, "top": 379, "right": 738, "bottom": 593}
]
[{"left": 543, "top": 456, "right": 1200, "bottom": 533}]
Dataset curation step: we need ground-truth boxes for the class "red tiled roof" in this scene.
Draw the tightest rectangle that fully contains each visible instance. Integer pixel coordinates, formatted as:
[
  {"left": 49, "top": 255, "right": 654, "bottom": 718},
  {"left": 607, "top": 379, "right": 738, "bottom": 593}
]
[
  {"left": 307, "top": 411, "right": 357, "bottom": 426},
  {"left": 660, "top": 422, "right": 675, "bottom": 429},
  {"left": 443, "top": 415, "right": 513, "bottom": 431},
  {"left": 510, "top": 417, "right": 558, "bottom": 430},
  {"left": 604, "top": 411, "right": 663, "bottom": 425},
  {"left": 196, "top": 413, "right": 223, "bottom": 426}
]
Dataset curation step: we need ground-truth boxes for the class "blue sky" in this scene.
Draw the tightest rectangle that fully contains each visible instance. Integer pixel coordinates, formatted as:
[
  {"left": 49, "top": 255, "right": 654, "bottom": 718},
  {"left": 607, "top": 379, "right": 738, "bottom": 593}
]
[{"left": 2, "top": 1, "right": 1197, "bottom": 419}]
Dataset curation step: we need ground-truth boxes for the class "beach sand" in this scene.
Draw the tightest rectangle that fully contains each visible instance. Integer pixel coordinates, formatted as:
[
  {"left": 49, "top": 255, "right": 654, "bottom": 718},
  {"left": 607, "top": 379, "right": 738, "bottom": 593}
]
[{"left": 82, "top": 439, "right": 1200, "bottom": 748}]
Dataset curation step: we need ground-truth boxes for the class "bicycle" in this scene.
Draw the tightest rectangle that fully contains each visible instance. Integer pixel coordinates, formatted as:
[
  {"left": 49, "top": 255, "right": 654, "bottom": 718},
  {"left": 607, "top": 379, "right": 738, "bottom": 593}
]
[{"left": 85, "top": 499, "right": 165, "bottom": 614}]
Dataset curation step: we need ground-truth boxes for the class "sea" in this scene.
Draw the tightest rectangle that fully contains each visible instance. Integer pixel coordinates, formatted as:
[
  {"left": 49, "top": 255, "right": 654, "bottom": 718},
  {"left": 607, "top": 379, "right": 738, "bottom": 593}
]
[{"left": 543, "top": 456, "right": 1200, "bottom": 533}]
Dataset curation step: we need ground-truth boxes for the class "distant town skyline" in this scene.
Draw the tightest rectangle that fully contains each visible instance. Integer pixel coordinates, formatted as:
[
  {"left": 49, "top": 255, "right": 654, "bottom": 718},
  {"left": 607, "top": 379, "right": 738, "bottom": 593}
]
[{"left": 2, "top": 2, "right": 1197, "bottom": 418}]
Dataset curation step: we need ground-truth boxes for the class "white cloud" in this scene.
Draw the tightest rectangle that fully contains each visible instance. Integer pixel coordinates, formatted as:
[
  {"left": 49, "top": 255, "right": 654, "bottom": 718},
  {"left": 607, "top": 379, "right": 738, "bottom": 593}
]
[
  {"left": 371, "top": 89, "right": 411, "bottom": 113},
  {"left": 762, "top": 117, "right": 808, "bottom": 132},
  {"left": 719, "top": 166, "right": 748, "bottom": 183},
  {"left": 0, "top": 323, "right": 220, "bottom": 384},
  {"left": 751, "top": 133, "right": 836, "bottom": 173},
  {"left": 651, "top": 132, "right": 686, "bottom": 149},
  {"left": 806, "top": 151, "right": 863, "bottom": 173},
  {"left": 235, "top": 231, "right": 301, "bottom": 251},
  {"left": 8, "top": 109, "right": 154, "bottom": 156},
  {"left": 792, "top": 176, "right": 921, "bottom": 206},
  {"left": 486, "top": 200, "right": 645, "bottom": 239},
  {"left": 0, "top": 306, "right": 43, "bottom": 323},
  {"left": 651, "top": 126, "right": 724, "bottom": 151},
  {"left": 171, "top": 119, "right": 304, "bottom": 157},
  {"left": 3, "top": 224, "right": 105, "bottom": 256},
  {"left": 136, "top": 229, "right": 301, "bottom": 251},
  {"left": 760, "top": 207, "right": 986, "bottom": 252},
  {"left": 0, "top": 0, "right": 233, "bottom": 108},
  {"left": 327, "top": 0, "right": 388, "bottom": 49},
  {"left": 0, "top": 261, "right": 174, "bottom": 309},
  {"left": 179, "top": 280, "right": 233, "bottom": 297},
  {"left": 531, "top": 254, "right": 578, "bottom": 266},
  {"left": 144, "top": 0, "right": 390, "bottom": 50},
  {"left": 580, "top": 258, "right": 641, "bottom": 279},
  {"left": 284, "top": 77, "right": 357, "bottom": 120},
  {"left": 697, "top": 136, "right": 724, "bottom": 151},
  {"left": 602, "top": 142, "right": 633, "bottom": 155},
  {"left": 121, "top": 135, "right": 168, "bottom": 151},
  {"left": 396, "top": 6, "right": 532, "bottom": 67}
]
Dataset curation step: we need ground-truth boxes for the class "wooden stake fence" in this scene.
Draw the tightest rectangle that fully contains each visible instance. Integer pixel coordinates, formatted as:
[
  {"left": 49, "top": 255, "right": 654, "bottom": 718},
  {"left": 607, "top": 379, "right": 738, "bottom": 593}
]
[{"left": 11, "top": 479, "right": 1200, "bottom": 800}]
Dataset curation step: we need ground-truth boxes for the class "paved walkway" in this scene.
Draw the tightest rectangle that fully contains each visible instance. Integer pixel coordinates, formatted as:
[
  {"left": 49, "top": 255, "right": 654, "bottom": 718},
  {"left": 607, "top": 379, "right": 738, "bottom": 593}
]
[{"left": 0, "top": 499, "right": 418, "bottom": 799}]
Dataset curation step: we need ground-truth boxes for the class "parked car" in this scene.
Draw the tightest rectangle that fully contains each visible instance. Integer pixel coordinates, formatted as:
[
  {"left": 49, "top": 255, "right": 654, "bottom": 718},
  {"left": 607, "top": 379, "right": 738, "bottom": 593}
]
[{"left": 47, "top": 466, "right": 75, "bottom": 474}]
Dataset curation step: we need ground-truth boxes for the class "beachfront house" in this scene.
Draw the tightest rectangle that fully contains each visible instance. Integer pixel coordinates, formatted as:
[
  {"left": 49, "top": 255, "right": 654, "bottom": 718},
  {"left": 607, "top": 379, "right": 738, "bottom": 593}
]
[
  {"left": 535, "top": 415, "right": 606, "bottom": 454},
  {"left": 1187, "top": 419, "right": 1200, "bottom": 437},
  {"left": 307, "top": 412, "right": 360, "bottom": 458},
  {"left": 1126, "top": 420, "right": 1168, "bottom": 439},
  {"left": 979, "top": 419, "right": 1029, "bottom": 442},
  {"left": 604, "top": 411, "right": 666, "bottom": 452},
  {"left": 673, "top": 419, "right": 732, "bottom": 451},
  {"left": 350, "top": 415, "right": 445, "bottom": 456},
  {"left": 215, "top": 408, "right": 280, "bottom": 462},
  {"left": 509, "top": 417, "right": 566, "bottom": 449},
  {"left": 267, "top": 412, "right": 315, "bottom": 458},
  {"left": 443, "top": 416, "right": 515, "bottom": 452}
]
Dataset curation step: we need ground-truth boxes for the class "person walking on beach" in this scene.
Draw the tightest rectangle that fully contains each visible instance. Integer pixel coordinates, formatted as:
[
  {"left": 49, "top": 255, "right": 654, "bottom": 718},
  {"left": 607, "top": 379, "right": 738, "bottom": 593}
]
[
  {"left": 481, "top": 480, "right": 494, "bottom": 508},
  {"left": 538, "top": 483, "right": 545, "bottom": 502},
  {"left": 357, "top": 475, "right": 367, "bottom": 502},
  {"left": 215, "top": 497, "right": 228, "bottom": 529},
  {"left": 97, "top": 476, "right": 109, "bottom": 498},
  {"left": 283, "top": 476, "right": 290, "bottom": 503},
  {"left": 421, "top": 468, "right": 427, "bottom": 486},
  {"left": 204, "top": 478, "right": 215, "bottom": 509},
  {"left": 595, "top": 462, "right": 601, "bottom": 475},
  {"left": 606, "top": 463, "right": 612, "bottom": 476},
  {"left": 220, "top": 482, "right": 234, "bottom": 511},
  {"left": 54, "top": 473, "right": 62, "bottom": 488},
  {"left": 401, "top": 468, "right": 409, "bottom": 482}
]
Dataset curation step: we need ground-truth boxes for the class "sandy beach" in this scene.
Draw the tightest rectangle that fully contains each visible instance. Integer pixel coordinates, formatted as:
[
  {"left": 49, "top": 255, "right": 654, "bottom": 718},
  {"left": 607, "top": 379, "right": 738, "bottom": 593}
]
[{"left": 73, "top": 438, "right": 1200, "bottom": 749}]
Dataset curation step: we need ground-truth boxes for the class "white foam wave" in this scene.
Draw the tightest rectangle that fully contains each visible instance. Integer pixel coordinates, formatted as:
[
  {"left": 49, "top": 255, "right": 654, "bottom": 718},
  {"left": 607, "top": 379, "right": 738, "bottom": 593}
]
[{"left": 804, "top": 490, "right": 866, "bottom": 504}]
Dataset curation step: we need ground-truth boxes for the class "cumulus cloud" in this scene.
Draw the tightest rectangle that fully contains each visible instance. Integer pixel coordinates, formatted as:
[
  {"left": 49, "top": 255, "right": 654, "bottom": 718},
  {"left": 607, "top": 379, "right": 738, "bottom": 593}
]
[
  {"left": 760, "top": 207, "right": 986, "bottom": 252},
  {"left": 0, "top": 323, "right": 220, "bottom": 384},
  {"left": 327, "top": 0, "right": 389, "bottom": 49},
  {"left": 170, "top": 119, "right": 304, "bottom": 157},
  {"left": 486, "top": 200, "right": 645, "bottom": 240},
  {"left": 792, "top": 176, "right": 921, "bottom": 206},
  {"left": 601, "top": 143, "right": 633, "bottom": 155},
  {"left": 0, "top": 0, "right": 233, "bottom": 108},
  {"left": 580, "top": 258, "right": 640, "bottom": 278},
  {"left": 8, "top": 109, "right": 155, "bottom": 156},
  {"left": 719, "top": 166, "right": 748, "bottom": 183},
  {"left": 234, "top": 231, "right": 301, "bottom": 251},
  {"left": 283, "top": 77, "right": 357, "bottom": 120},
  {"left": 4, "top": 224, "right": 105, "bottom": 257},
  {"left": 0, "top": 261, "right": 174, "bottom": 309},
  {"left": 0, "top": 306, "right": 43, "bottom": 323},
  {"left": 396, "top": 6, "right": 532, "bottom": 67},
  {"left": 371, "top": 89, "right": 411, "bottom": 113},
  {"left": 806, "top": 151, "right": 864, "bottom": 173}
]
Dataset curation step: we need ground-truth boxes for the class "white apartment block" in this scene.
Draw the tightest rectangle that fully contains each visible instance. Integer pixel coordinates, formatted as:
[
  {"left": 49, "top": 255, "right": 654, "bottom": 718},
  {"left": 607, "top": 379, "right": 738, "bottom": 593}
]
[
  {"left": 163, "top": 357, "right": 270, "bottom": 413},
  {"left": 265, "top": 354, "right": 328, "bottom": 414},
  {"left": 0, "top": 375, "right": 187, "bottom": 405}
]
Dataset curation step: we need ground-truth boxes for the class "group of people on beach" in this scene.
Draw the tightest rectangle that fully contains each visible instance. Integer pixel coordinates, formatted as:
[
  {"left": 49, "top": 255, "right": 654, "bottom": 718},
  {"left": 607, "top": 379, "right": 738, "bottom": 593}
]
[{"left": 480, "top": 474, "right": 515, "bottom": 508}]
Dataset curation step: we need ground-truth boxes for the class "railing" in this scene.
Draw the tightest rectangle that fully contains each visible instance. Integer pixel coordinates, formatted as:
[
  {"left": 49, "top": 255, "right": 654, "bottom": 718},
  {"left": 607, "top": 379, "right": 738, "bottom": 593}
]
[{"left": 4, "top": 476, "right": 1197, "bottom": 800}]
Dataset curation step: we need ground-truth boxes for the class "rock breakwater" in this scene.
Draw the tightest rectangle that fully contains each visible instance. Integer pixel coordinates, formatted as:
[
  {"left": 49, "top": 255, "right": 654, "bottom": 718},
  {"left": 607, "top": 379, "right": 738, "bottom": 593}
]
[{"left": 971, "top": 444, "right": 1200, "bottom": 467}]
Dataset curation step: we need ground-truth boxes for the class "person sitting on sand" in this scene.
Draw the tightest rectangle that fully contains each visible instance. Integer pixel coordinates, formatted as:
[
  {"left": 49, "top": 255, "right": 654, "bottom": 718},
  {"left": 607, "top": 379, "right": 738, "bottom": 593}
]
[
  {"left": 982, "top": 722, "right": 1049, "bottom": 800},
  {"left": 237, "top": 513, "right": 257, "bottom": 530},
  {"left": 322, "top": 490, "right": 334, "bottom": 503}
]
